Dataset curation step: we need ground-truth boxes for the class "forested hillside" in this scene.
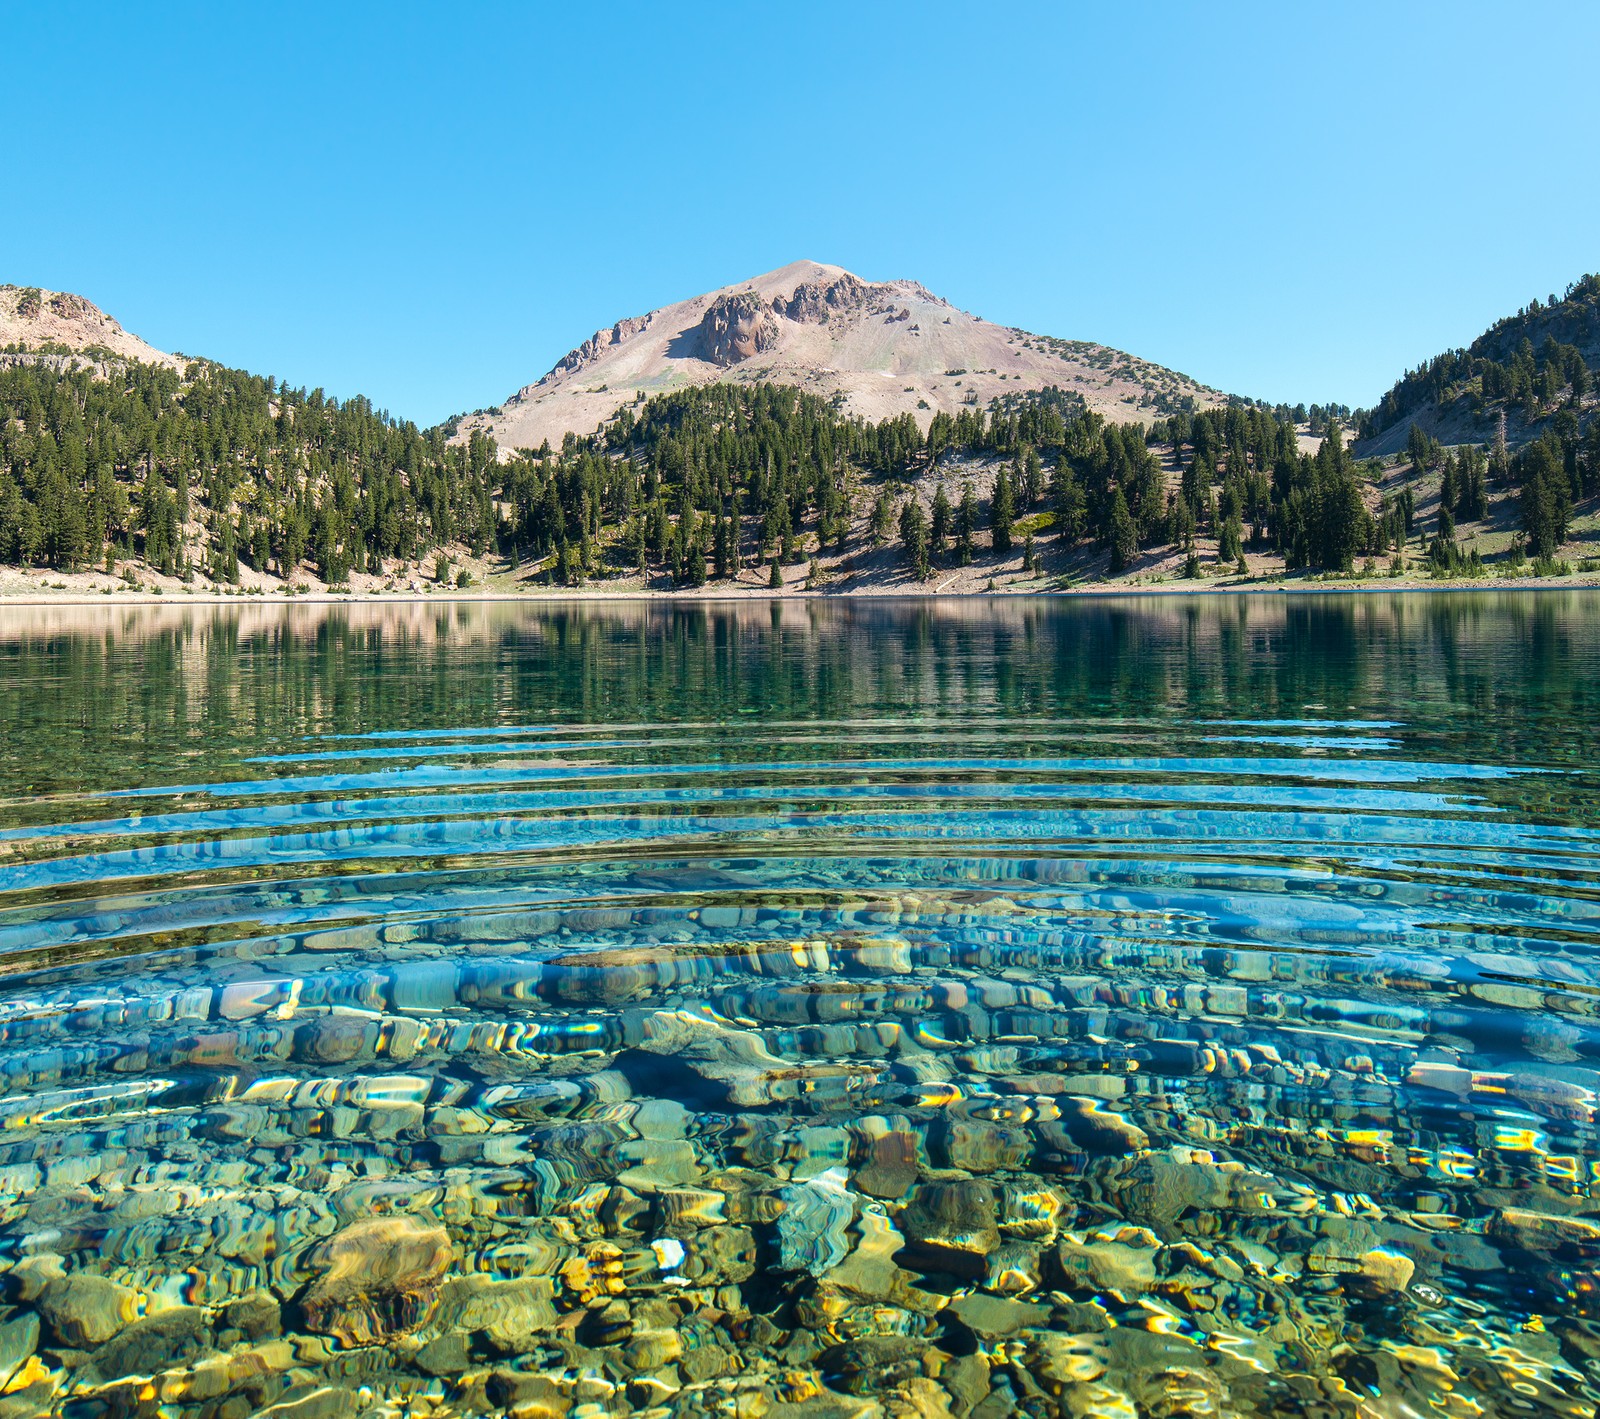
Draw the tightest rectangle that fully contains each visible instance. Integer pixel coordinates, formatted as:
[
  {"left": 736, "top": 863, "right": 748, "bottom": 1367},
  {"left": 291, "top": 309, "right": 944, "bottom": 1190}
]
[
  {"left": 2, "top": 313, "right": 1598, "bottom": 594},
  {"left": 499, "top": 384, "right": 1370, "bottom": 587},
  {"left": 0, "top": 350, "right": 1440, "bottom": 590},
  {"left": 1357, "top": 273, "right": 1599, "bottom": 453},
  {"left": 0, "top": 358, "right": 500, "bottom": 582}
]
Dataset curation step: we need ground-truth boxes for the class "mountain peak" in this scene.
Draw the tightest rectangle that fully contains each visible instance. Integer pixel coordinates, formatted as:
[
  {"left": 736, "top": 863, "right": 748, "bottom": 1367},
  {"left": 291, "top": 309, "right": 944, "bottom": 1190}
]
[
  {"left": 461, "top": 265, "right": 1221, "bottom": 452},
  {"left": 0, "top": 284, "right": 177, "bottom": 368}
]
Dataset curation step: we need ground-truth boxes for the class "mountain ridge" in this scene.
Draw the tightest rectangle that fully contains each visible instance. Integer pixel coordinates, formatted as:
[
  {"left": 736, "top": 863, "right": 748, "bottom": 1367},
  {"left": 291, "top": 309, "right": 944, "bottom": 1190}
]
[{"left": 457, "top": 261, "right": 1228, "bottom": 453}]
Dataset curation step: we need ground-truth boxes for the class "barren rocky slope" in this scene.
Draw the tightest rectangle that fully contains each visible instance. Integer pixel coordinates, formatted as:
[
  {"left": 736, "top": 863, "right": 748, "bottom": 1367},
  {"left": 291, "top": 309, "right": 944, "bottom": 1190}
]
[
  {"left": 458, "top": 261, "right": 1227, "bottom": 452},
  {"left": 0, "top": 284, "right": 178, "bottom": 369}
]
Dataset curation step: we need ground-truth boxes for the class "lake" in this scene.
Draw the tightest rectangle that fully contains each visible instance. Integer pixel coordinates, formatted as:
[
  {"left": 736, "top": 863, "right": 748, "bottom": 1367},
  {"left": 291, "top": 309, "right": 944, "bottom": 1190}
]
[{"left": 1, "top": 592, "right": 1598, "bottom": 1418}]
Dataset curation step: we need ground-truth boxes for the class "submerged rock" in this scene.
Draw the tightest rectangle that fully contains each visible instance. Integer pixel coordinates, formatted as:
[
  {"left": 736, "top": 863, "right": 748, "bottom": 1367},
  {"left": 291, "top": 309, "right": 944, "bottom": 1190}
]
[
  {"left": 775, "top": 1166, "right": 854, "bottom": 1276},
  {"left": 1490, "top": 1208, "right": 1600, "bottom": 1253},
  {"left": 1055, "top": 1227, "right": 1161, "bottom": 1298},
  {"left": 428, "top": 1274, "right": 559, "bottom": 1351},
  {"left": 221, "top": 1290, "right": 282, "bottom": 1343},
  {"left": 829, "top": 1206, "right": 910, "bottom": 1303},
  {"left": 85, "top": 1305, "right": 210, "bottom": 1383},
  {"left": 818, "top": 1335, "right": 931, "bottom": 1395},
  {"left": 299, "top": 1216, "right": 453, "bottom": 1346},
  {"left": 1357, "top": 1247, "right": 1416, "bottom": 1293},
  {"left": 852, "top": 1130, "right": 920, "bottom": 1200},
  {"left": 0, "top": 1311, "right": 38, "bottom": 1388},
  {"left": 612, "top": 1010, "right": 798, "bottom": 1108},
  {"left": 1059, "top": 1097, "right": 1149, "bottom": 1155},
  {"left": 37, "top": 1274, "right": 136, "bottom": 1347},
  {"left": 896, "top": 1180, "right": 1000, "bottom": 1279},
  {"left": 945, "top": 1293, "right": 1047, "bottom": 1341}
]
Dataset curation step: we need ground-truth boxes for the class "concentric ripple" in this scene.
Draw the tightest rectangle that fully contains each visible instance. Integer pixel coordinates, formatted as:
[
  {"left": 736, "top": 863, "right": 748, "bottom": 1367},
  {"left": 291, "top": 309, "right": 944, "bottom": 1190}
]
[{"left": 0, "top": 594, "right": 1598, "bottom": 1418}]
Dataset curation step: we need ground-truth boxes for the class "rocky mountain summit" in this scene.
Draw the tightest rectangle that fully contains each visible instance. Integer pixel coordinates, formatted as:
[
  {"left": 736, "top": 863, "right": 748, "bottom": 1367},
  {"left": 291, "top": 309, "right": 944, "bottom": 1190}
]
[
  {"left": 459, "top": 261, "right": 1226, "bottom": 453},
  {"left": 0, "top": 284, "right": 178, "bottom": 369}
]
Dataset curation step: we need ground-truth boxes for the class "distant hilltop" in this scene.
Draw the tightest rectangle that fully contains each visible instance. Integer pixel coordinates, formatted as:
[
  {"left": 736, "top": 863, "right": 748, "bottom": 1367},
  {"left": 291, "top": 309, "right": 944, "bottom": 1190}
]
[
  {"left": 454, "top": 260, "right": 1228, "bottom": 452},
  {"left": 0, "top": 284, "right": 178, "bottom": 369},
  {"left": 1355, "top": 273, "right": 1600, "bottom": 458}
]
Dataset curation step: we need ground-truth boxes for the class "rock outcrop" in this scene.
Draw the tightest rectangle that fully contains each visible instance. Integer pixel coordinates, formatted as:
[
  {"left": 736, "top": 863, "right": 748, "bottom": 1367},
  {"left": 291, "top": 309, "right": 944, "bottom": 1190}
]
[
  {"left": 538, "top": 312, "right": 652, "bottom": 387},
  {"left": 0, "top": 285, "right": 178, "bottom": 368},
  {"left": 775, "top": 271, "right": 873, "bottom": 324},
  {"left": 698, "top": 291, "right": 779, "bottom": 366}
]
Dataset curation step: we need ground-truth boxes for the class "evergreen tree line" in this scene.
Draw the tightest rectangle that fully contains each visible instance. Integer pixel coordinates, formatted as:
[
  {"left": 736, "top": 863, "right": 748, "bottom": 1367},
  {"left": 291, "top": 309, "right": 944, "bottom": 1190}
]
[
  {"left": 0, "top": 358, "right": 499, "bottom": 580},
  {"left": 498, "top": 383, "right": 915, "bottom": 586},
  {"left": 4, "top": 351, "right": 1596, "bottom": 588},
  {"left": 1514, "top": 415, "right": 1600, "bottom": 560},
  {"left": 900, "top": 399, "right": 1598, "bottom": 579},
  {"left": 886, "top": 403, "right": 1378, "bottom": 579}
]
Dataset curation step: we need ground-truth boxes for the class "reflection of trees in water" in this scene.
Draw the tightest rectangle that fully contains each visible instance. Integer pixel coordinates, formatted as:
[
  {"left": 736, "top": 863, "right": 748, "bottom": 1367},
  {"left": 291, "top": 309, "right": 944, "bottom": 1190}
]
[{"left": 2, "top": 593, "right": 1599, "bottom": 800}]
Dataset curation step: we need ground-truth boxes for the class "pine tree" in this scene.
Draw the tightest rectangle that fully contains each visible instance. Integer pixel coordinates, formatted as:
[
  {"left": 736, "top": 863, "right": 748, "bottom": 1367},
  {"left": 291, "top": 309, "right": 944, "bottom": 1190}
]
[
  {"left": 991, "top": 464, "right": 1015, "bottom": 554},
  {"left": 1521, "top": 438, "right": 1572, "bottom": 559},
  {"left": 1407, "top": 422, "right": 1430, "bottom": 474},
  {"left": 870, "top": 488, "right": 894, "bottom": 546},
  {"left": 1218, "top": 515, "right": 1243, "bottom": 565},
  {"left": 1051, "top": 460, "right": 1086, "bottom": 544},
  {"left": 1492, "top": 412, "right": 1510, "bottom": 484},
  {"left": 1458, "top": 446, "right": 1489, "bottom": 520},
  {"left": 1107, "top": 489, "right": 1136, "bottom": 573},
  {"left": 899, "top": 497, "right": 930, "bottom": 580},
  {"left": 955, "top": 483, "right": 977, "bottom": 566},
  {"left": 930, "top": 485, "right": 951, "bottom": 553},
  {"left": 1022, "top": 446, "right": 1044, "bottom": 508}
]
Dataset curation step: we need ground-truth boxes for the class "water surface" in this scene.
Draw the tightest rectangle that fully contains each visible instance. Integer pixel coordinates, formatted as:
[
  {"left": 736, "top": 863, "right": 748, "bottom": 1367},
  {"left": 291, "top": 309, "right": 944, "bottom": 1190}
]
[{"left": 1, "top": 593, "right": 1599, "bottom": 1418}]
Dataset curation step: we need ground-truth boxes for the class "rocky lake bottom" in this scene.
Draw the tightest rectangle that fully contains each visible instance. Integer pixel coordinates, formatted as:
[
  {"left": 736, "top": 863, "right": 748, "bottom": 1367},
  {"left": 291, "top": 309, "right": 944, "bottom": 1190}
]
[{"left": 0, "top": 594, "right": 1597, "bottom": 1418}]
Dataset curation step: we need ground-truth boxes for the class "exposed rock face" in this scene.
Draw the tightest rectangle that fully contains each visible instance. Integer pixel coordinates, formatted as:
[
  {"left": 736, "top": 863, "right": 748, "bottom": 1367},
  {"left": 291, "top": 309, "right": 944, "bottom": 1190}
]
[
  {"left": 299, "top": 1216, "right": 454, "bottom": 1346},
  {"left": 775, "top": 272, "right": 872, "bottom": 324},
  {"left": 699, "top": 291, "right": 779, "bottom": 366},
  {"left": 44, "top": 292, "right": 103, "bottom": 323},
  {"left": 539, "top": 313, "right": 652, "bottom": 387}
]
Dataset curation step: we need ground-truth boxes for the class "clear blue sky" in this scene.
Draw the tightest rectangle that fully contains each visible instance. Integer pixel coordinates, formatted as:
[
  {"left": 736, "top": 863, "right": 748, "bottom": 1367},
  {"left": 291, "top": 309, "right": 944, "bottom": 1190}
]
[{"left": 7, "top": 1, "right": 1597, "bottom": 426}]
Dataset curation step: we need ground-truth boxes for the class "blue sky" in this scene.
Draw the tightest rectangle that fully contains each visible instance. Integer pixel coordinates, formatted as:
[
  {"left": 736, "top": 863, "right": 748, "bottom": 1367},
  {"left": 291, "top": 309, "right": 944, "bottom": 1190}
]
[{"left": 7, "top": 2, "right": 1597, "bottom": 425}]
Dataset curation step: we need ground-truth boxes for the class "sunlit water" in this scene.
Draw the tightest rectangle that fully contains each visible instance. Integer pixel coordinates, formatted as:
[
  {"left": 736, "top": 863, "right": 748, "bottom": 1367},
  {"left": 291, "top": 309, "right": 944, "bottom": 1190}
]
[{"left": 1, "top": 593, "right": 1599, "bottom": 1418}]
